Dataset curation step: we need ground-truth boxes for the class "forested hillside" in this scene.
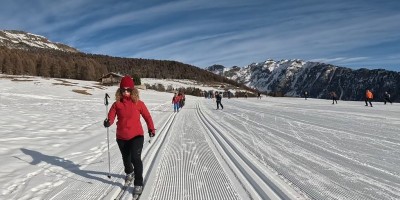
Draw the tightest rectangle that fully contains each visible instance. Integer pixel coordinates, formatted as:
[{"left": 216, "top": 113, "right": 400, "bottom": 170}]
[{"left": 0, "top": 47, "right": 255, "bottom": 92}]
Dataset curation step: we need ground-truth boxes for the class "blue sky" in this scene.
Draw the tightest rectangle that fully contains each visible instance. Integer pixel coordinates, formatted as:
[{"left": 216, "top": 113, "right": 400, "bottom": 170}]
[{"left": 1, "top": 0, "right": 400, "bottom": 71}]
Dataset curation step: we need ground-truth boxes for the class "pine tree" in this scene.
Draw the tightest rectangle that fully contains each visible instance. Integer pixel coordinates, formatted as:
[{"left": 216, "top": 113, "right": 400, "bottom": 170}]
[
  {"left": 132, "top": 74, "right": 141, "bottom": 85},
  {"left": 2, "top": 55, "right": 13, "bottom": 74},
  {"left": 50, "top": 58, "right": 62, "bottom": 78},
  {"left": 23, "top": 55, "right": 36, "bottom": 75},
  {"left": 37, "top": 56, "right": 50, "bottom": 77}
]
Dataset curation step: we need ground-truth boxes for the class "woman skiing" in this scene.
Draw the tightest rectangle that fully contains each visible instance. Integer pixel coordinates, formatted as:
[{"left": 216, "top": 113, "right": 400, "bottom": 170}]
[
  {"left": 172, "top": 92, "right": 181, "bottom": 112},
  {"left": 103, "top": 75, "right": 155, "bottom": 195}
]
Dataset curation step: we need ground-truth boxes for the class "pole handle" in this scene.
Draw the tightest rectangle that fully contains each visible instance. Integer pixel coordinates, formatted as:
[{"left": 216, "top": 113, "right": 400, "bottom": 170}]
[{"left": 104, "top": 93, "right": 110, "bottom": 106}]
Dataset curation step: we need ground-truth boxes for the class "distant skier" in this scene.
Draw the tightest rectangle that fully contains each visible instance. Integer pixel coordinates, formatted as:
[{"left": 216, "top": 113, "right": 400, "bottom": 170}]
[
  {"left": 365, "top": 89, "right": 373, "bottom": 107},
  {"left": 172, "top": 92, "right": 181, "bottom": 112},
  {"left": 103, "top": 75, "right": 155, "bottom": 195},
  {"left": 330, "top": 91, "right": 338, "bottom": 104},
  {"left": 215, "top": 92, "right": 224, "bottom": 110},
  {"left": 179, "top": 92, "right": 185, "bottom": 108},
  {"left": 257, "top": 92, "right": 261, "bottom": 99},
  {"left": 383, "top": 91, "right": 392, "bottom": 105},
  {"left": 304, "top": 91, "right": 308, "bottom": 100}
]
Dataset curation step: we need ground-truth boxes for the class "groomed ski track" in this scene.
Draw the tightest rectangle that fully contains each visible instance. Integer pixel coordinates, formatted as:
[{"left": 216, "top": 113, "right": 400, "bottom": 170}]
[{"left": 144, "top": 100, "right": 302, "bottom": 200}]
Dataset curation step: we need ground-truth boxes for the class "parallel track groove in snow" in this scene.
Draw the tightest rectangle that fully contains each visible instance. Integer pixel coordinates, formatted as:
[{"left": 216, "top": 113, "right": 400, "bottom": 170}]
[
  {"left": 148, "top": 103, "right": 241, "bottom": 200},
  {"left": 218, "top": 109, "right": 383, "bottom": 199},
  {"left": 114, "top": 111, "right": 177, "bottom": 200},
  {"left": 206, "top": 99, "right": 400, "bottom": 200},
  {"left": 196, "top": 102, "right": 302, "bottom": 200},
  {"left": 237, "top": 109, "right": 399, "bottom": 199}
]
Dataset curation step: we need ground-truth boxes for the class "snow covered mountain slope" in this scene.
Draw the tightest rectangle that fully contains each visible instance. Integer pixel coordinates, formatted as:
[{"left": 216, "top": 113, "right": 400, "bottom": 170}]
[
  {"left": 0, "top": 30, "right": 78, "bottom": 52},
  {"left": 207, "top": 60, "right": 400, "bottom": 102},
  {"left": 1, "top": 75, "right": 400, "bottom": 200}
]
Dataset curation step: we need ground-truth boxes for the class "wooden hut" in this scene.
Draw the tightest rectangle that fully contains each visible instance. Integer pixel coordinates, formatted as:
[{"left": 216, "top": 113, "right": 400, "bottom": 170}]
[{"left": 98, "top": 73, "right": 123, "bottom": 85}]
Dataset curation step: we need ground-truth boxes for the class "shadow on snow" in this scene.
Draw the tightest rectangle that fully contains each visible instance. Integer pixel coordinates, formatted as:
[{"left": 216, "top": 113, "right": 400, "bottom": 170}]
[{"left": 17, "top": 148, "right": 123, "bottom": 187}]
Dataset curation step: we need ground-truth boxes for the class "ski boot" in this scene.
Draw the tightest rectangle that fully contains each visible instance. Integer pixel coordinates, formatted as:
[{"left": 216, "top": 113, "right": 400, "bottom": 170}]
[
  {"left": 125, "top": 172, "right": 134, "bottom": 185},
  {"left": 133, "top": 185, "right": 143, "bottom": 194}
]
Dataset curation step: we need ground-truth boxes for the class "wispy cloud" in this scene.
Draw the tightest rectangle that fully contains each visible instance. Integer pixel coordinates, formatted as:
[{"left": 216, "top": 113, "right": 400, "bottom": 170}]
[
  {"left": 1, "top": 0, "right": 399, "bottom": 70},
  {"left": 311, "top": 57, "right": 370, "bottom": 64}
]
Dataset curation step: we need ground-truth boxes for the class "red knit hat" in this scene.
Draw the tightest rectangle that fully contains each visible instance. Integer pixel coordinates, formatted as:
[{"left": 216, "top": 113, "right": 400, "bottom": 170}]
[{"left": 120, "top": 75, "right": 134, "bottom": 89}]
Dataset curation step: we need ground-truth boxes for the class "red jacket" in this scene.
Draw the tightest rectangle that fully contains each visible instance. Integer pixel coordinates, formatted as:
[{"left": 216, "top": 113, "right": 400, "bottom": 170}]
[
  {"left": 108, "top": 98, "right": 154, "bottom": 140},
  {"left": 172, "top": 95, "right": 181, "bottom": 104}
]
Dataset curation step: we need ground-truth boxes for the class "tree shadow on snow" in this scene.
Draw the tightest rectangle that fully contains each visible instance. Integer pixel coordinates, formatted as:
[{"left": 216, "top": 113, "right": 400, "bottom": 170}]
[{"left": 19, "top": 148, "right": 123, "bottom": 187}]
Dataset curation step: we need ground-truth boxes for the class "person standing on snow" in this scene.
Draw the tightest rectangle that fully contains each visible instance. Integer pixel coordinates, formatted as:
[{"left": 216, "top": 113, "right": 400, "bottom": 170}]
[
  {"left": 383, "top": 91, "right": 393, "bottom": 105},
  {"left": 365, "top": 89, "right": 373, "bottom": 107},
  {"left": 179, "top": 92, "right": 185, "bottom": 108},
  {"left": 103, "top": 75, "right": 155, "bottom": 195},
  {"left": 216, "top": 92, "right": 224, "bottom": 110},
  {"left": 172, "top": 92, "right": 181, "bottom": 112},
  {"left": 304, "top": 91, "right": 308, "bottom": 100},
  {"left": 330, "top": 91, "right": 338, "bottom": 104}
]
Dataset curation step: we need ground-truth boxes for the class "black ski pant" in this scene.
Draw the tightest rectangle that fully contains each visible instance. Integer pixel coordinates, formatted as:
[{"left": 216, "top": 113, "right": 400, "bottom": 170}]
[
  {"left": 117, "top": 136, "right": 144, "bottom": 186},
  {"left": 365, "top": 98, "right": 373, "bottom": 107},
  {"left": 332, "top": 97, "right": 337, "bottom": 104},
  {"left": 216, "top": 101, "right": 223, "bottom": 109},
  {"left": 384, "top": 98, "right": 392, "bottom": 104}
]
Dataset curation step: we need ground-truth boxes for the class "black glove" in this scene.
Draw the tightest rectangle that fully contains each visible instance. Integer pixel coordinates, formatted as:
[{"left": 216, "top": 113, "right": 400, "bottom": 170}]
[
  {"left": 148, "top": 129, "right": 155, "bottom": 137},
  {"left": 103, "top": 119, "right": 110, "bottom": 128}
]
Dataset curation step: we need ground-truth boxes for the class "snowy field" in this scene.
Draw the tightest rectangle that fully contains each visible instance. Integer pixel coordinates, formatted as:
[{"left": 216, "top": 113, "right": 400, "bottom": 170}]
[
  {"left": 1, "top": 75, "right": 400, "bottom": 200},
  {"left": 141, "top": 78, "right": 245, "bottom": 94}
]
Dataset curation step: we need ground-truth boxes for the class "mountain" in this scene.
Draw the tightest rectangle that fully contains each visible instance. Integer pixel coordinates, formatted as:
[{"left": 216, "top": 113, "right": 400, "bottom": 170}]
[
  {"left": 207, "top": 64, "right": 241, "bottom": 77},
  {"left": 207, "top": 59, "right": 400, "bottom": 102},
  {"left": 0, "top": 30, "right": 78, "bottom": 53}
]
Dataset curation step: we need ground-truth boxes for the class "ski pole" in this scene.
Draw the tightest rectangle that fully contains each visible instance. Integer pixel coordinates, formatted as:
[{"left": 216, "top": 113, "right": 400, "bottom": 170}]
[{"left": 104, "top": 93, "right": 111, "bottom": 179}]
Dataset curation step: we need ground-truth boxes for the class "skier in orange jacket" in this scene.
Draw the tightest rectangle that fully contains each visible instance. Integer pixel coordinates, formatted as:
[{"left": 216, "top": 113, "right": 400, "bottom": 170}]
[{"left": 365, "top": 89, "right": 373, "bottom": 107}]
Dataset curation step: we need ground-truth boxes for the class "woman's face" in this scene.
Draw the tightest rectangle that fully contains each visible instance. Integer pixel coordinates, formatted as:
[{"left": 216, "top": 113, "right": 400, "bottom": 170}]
[{"left": 121, "top": 88, "right": 132, "bottom": 97}]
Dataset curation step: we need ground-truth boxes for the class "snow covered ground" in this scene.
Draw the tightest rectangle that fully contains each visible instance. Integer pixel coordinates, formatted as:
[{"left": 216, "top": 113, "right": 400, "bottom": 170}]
[
  {"left": 141, "top": 78, "right": 245, "bottom": 94},
  {"left": 1, "top": 75, "right": 400, "bottom": 200}
]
